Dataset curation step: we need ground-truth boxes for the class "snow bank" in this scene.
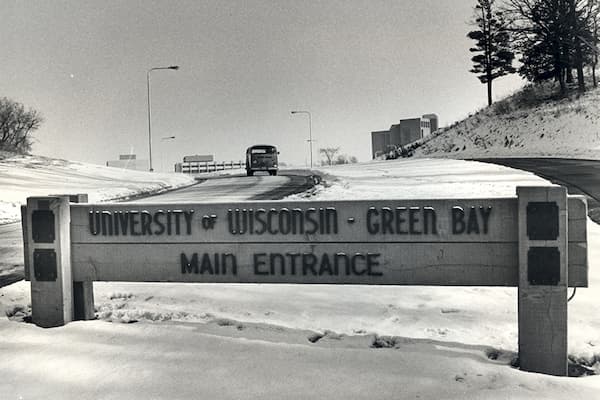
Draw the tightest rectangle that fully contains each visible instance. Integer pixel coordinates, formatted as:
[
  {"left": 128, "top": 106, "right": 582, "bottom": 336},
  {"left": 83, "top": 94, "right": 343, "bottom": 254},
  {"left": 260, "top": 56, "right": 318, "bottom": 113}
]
[
  {"left": 289, "top": 157, "right": 551, "bottom": 201},
  {"left": 0, "top": 154, "right": 195, "bottom": 224}
]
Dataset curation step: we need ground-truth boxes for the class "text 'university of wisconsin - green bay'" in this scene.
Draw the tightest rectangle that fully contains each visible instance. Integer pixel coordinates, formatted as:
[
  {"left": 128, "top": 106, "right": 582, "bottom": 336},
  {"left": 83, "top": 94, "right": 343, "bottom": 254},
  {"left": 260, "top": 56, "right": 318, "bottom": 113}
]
[{"left": 88, "top": 205, "right": 493, "bottom": 236}]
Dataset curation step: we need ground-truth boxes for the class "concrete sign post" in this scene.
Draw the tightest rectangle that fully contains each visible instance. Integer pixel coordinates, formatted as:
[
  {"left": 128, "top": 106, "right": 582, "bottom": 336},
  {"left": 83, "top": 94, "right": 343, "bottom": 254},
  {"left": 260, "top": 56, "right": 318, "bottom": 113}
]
[
  {"left": 54, "top": 194, "right": 95, "bottom": 321},
  {"left": 518, "top": 186, "right": 569, "bottom": 376},
  {"left": 22, "top": 186, "right": 588, "bottom": 376},
  {"left": 26, "top": 196, "right": 73, "bottom": 328}
]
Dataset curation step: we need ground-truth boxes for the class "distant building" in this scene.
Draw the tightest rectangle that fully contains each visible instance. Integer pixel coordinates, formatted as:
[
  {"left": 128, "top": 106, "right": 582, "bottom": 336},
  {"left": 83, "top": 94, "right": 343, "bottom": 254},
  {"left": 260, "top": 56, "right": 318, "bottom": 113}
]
[
  {"left": 371, "top": 130, "right": 390, "bottom": 159},
  {"left": 422, "top": 113, "right": 438, "bottom": 132},
  {"left": 371, "top": 114, "right": 439, "bottom": 159},
  {"left": 106, "top": 154, "right": 150, "bottom": 171}
]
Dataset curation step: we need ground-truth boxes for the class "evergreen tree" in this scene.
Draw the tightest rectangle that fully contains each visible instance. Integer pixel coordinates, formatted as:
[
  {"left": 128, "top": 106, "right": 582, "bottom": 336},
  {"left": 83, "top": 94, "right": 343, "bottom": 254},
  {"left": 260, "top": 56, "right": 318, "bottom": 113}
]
[
  {"left": 582, "top": 0, "right": 599, "bottom": 87},
  {"left": 506, "top": 0, "right": 598, "bottom": 94},
  {"left": 468, "top": 0, "right": 516, "bottom": 106},
  {"left": 567, "top": 0, "right": 591, "bottom": 92}
]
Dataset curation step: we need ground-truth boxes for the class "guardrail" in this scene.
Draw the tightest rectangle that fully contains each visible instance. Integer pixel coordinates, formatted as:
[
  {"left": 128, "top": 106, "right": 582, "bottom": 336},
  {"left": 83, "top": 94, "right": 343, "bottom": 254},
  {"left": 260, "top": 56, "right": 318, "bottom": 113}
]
[{"left": 176, "top": 161, "right": 244, "bottom": 174}]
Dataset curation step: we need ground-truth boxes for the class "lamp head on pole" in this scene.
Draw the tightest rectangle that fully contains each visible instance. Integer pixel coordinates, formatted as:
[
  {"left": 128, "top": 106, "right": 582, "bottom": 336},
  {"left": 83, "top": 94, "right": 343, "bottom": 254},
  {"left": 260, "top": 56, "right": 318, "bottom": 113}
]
[{"left": 168, "top": 66, "right": 180, "bottom": 70}]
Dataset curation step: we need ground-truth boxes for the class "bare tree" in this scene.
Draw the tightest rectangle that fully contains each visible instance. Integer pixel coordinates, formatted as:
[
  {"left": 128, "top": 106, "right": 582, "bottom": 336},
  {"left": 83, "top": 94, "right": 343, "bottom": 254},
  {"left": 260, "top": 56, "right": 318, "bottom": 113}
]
[
  {"left": 319, "top": 147, "right": 340, "bottom": 166},
  {"left": 0, "top": 97, "right": 44, "bottom": 153},
  {"left": 333, "top": 154, "right": 359, "bottom": 165}
]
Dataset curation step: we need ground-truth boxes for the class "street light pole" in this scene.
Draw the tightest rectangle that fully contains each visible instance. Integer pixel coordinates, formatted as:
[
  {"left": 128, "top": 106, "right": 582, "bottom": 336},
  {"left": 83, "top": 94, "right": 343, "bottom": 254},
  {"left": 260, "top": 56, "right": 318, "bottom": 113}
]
[
  {"left": 147, "top": 65, "right": 179, "bottom": 172},
  {"left": 291, "top": 110, "right": 313, "bottom": 168}
]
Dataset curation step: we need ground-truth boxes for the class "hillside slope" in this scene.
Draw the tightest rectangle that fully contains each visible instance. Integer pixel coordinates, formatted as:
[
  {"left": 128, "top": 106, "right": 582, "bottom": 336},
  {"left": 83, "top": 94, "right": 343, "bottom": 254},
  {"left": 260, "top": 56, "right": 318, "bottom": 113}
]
[
  {"left": 413, "top": 83, "right": 600, "bottom": 159},
  {"left": 0, "top": 153, "right": 195, "bottom": 224}
]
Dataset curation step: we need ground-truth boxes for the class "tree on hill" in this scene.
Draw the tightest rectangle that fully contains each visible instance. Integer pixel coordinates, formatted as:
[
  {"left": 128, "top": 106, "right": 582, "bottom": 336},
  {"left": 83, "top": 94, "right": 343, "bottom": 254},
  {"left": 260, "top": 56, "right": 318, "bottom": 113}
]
[
  {"left": 319, "top": 147, "right": 340, "bottom": 166},
  {"left": 467, "top": 0, "right": 516, "bottom": 106},
  {"left": 0, "top": 97, "right": 43, "bottom": 153},
  {"left": 585, "top": 0, "right": 599, "bottom": 87},
  {"left": 334, "top": 154, "right": 358, "bottom": 165},
  {"left": 566, "top": 0, "right": 596, "bottom": 92},
  {"left": 505, "top": 0, "right": 599, "bottom": 94}
]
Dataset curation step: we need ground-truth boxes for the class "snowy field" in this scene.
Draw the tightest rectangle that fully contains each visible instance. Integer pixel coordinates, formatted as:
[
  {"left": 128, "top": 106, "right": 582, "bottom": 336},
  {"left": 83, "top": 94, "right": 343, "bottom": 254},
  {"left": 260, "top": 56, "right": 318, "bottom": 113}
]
[
  {"left": 1, "top": 157, "right": 600, "bottom": 399},
  {"left": 0, "top": 153, "right": 195, "bottom": 224},
  {"left": 289, "top": 158, "right": 553, "bottom": 200}
]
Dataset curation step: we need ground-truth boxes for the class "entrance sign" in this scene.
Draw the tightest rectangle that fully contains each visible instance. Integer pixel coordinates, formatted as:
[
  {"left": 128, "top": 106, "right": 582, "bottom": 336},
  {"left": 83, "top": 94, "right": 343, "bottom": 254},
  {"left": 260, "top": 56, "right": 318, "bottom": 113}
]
[
  {"left": 23, "top": 186, "right": 588, "bottom": 376},
  {"left": 70, "top": 198, "right": 587, "bottom": 286}
]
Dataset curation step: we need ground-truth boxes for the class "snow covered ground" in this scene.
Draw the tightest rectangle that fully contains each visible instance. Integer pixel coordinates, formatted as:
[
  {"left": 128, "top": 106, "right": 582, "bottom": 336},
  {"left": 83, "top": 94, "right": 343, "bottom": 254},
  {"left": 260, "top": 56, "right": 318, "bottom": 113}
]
[
  {"left": 288, "top": 158, "right": 552, "bottom": 200},
  {"left": 413, "top": 83, "right": 600, "bottom": 160},
  {"left": 1, "top": 157, "right": 600, "bottom": 399},
  {"left": 0, "top": 153, "right": 195, "bottom": 224}
]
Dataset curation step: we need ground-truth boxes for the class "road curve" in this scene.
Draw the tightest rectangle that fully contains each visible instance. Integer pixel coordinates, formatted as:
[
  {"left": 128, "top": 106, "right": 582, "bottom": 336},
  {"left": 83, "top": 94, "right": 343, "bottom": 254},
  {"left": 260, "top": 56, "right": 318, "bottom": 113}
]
[
  {"left": 474, "top": 158, "right": 600, "bottom": 221},
  {"left": 130, "top": 171, "right": 318, "bottom": 204}
]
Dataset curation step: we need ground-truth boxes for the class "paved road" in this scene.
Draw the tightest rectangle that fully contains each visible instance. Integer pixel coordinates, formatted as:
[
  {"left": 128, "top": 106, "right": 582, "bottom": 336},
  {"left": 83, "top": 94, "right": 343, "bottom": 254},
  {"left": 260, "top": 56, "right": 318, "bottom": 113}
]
[
  {"left": 474, "top": 158, "right": 600, "bottom": 220},
  {"left": 0, "top": 170, "right": 318, "bottom": 287},
  {"left": 133, "top": 171, "right": 318, "bottom": 204},
  {"left": 0, "top": 222, "right": 24, "bottom": 287}
]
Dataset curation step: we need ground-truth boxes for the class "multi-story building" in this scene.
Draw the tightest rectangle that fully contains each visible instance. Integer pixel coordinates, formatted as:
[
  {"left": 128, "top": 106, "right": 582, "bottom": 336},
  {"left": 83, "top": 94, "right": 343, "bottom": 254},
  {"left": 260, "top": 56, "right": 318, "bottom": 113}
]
[
  {"left": 371, "top": 114, "right": 438, "bottom": 159},
  {"left": 422, "top": 113, "right": 438, "bottom": 133},
  {"left": 371, "top": 130, "right": 390, "bottom": 159}
]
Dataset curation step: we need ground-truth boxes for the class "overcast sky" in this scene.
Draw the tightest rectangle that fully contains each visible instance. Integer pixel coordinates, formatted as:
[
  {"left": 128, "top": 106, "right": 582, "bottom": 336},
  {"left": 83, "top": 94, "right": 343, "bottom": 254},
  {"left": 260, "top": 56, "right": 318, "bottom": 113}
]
[{"left": 2, "top": 0, "right": 523, "bottom": 169}]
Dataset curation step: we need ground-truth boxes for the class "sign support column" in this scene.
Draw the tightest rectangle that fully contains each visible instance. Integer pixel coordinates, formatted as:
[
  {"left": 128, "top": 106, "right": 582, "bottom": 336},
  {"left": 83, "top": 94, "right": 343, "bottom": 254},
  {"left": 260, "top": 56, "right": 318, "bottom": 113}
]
[
  {"left": 517, "top": 186, "right": 568, "bottom": 376},
  {"left": 66, "top": 194, "right": 95, "bottom": 321},
  {"left": 26, "top": 196, "right": 73, "bottom": 328}
]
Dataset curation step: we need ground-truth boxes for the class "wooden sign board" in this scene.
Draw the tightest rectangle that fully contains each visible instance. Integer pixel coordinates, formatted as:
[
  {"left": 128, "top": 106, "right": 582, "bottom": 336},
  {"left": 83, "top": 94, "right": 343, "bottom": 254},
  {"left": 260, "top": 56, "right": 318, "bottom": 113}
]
[
  {"left": 68, "top": 198, "right": 587, "bottom": 286},
  {"left": 24, "top": 187, "right": 589, "bottom": 376}
]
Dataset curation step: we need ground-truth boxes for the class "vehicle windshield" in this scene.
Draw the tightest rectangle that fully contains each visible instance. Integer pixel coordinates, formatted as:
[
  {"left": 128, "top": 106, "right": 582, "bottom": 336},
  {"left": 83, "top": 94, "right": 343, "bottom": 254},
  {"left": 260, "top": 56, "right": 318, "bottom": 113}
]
[{"left": 249, "top": 147, "right": 276, "bottom": 154}]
